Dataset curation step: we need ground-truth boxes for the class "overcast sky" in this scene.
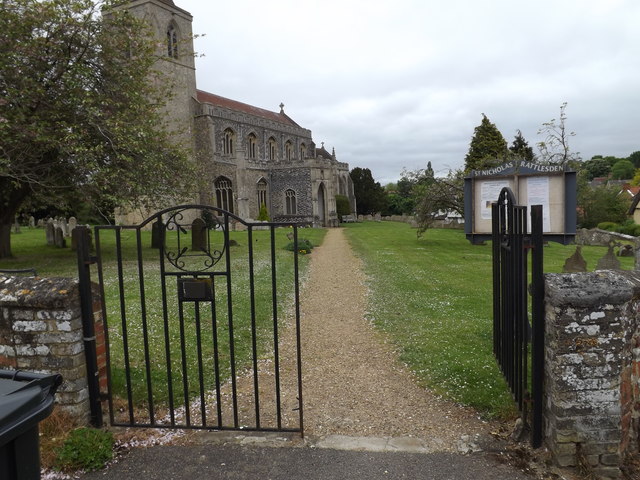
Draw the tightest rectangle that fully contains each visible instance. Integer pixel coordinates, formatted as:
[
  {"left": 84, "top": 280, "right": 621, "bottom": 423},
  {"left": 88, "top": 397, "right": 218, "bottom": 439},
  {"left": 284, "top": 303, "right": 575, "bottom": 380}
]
[{"left": 177, "top": 0, "right": 640, "bottom": 185}]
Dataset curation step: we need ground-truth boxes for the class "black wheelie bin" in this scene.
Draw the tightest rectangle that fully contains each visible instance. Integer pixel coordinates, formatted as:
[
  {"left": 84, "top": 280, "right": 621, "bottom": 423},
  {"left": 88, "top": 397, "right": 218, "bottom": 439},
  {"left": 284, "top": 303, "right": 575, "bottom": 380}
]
[{"left": 0, "top": 370, "right": 62, "bottom": 480}]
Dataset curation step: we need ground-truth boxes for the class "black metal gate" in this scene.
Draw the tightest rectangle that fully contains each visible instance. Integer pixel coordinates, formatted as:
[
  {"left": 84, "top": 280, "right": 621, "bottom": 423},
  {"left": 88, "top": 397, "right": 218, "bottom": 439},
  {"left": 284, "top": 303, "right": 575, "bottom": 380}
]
[
  {"left": 492, "top": 188, "right": 544, "bottom": 448},
  {"left": 77, "top": 205, "right": 304, "bottom": 435}
]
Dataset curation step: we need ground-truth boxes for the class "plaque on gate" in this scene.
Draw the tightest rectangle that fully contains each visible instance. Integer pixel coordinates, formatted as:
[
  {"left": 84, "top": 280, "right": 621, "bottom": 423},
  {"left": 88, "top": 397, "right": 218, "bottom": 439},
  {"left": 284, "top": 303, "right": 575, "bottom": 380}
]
[{"left": 178, "top": 278, "right": 213, "bottom": 302}]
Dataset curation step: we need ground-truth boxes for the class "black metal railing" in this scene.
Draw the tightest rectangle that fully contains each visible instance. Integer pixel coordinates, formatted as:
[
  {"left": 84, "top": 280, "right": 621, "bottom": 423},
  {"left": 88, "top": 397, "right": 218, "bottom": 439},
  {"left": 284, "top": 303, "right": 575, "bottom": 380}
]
[
  {"left": 492, "top": 188, "right": 544, "bottom": 448},
  {"left": 77, "top": 205, "right": 304, "bottom": 435}
]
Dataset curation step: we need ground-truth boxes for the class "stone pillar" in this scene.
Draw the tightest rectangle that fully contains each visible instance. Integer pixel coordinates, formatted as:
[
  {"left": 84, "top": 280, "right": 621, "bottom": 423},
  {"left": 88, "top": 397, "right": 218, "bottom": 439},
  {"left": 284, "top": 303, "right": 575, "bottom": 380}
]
[
  {"left": 0, "top": 275, "right": 98, "bottom": 423},
  {"left": 544, "top": 270, "right": 640, "bottom": 479}
]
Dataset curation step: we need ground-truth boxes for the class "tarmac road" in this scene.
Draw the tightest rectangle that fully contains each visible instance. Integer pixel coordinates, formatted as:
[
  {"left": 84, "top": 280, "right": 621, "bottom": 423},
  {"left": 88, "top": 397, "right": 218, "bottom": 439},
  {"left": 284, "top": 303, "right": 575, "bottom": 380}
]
[{"left": 79, "top": 442, "right": 533, "bottom": 480}]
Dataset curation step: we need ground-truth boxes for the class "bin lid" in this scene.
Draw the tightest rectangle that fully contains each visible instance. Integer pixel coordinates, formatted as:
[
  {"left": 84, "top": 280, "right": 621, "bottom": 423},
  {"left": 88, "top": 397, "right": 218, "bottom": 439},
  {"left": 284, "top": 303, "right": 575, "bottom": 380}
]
[
  {"left": 0, "top": 371, "right": 62, "bottom": 446},
  {"left": 0, "top": 379, "right": 43, "bottom": 426}
]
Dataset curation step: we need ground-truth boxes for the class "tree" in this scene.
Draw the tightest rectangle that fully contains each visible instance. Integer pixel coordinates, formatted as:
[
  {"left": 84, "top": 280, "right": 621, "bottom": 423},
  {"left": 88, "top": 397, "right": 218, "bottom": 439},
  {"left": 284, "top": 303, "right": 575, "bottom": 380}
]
[
  {"left": 349, "top": 167, "right": 388, "bottom": 215},
  {"left": 537, "top": 102, "right": 580, "bottom": 165},
  {"left": 413, "top": 169, "right": 465, "bottom": 237},
  {"left": 0, "top": 0, "right": 195, "bottom": 258},
  {"left": 578, "top": 184, "right": 630, "bottom": 228},
  {"left": 464, "top": 114, "right": 508, "bottom": 172},
  {"left": 629, "top": 151, "right": 640, "bottom": 168},
  {"left": 335, "top": 194, "right": 351, "bottom": 221},
  {"left": 581, "top": 156, "right": 612, "bottom": 181},
  {"left": 509, "top": 130, "right": 535, "bottom": 162},
  {"left": 610, "top": 159, "right": 635, "bottom": 180}
]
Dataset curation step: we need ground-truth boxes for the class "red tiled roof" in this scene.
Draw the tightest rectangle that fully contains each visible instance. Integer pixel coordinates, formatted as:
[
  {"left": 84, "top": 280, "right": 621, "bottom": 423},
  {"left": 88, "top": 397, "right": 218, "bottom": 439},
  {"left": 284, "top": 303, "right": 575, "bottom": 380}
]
[{"left": 196, "top": 90, "right": 300, "bottom": 128}]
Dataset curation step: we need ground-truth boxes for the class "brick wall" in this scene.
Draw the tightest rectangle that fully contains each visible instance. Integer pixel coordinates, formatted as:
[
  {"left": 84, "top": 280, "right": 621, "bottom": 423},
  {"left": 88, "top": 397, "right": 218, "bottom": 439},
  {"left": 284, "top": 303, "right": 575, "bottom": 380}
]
[
  {"left": 0, "top": 275, "right": 94, "bottom": 422},
  {"left": 545, "top": 270, "right": 640, "bottom": 479}
]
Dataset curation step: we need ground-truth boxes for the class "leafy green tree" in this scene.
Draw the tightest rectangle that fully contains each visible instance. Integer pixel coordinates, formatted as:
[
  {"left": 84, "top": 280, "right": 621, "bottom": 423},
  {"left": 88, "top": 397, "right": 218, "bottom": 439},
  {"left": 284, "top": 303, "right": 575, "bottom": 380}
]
[
  {"left": 537, "top": 102, "right": 580, "bottom": 165},
  {"left": 464, "top": 114, "right": 508, "bottom": 172},
  {"left": 578, "top": 184, "right": 630, "bottom": 228},
  {"left": 257, "top": 203, "right": 270, "bottom": 221},
  {"left": 0, "top": 0, "right": 194, "bottom": 258},
  {"left": 610, "top": 159, "right": 635, "bottom": 180},
  {"left": 413, "top": 169, "right": 465, "bottom": 237},
  {"left": 509, "top": 130, "right": 535, "bottom": 162},
  {"left": 335, "top": 195, "right": 351, "bottom": 221},
  {"left": 629, "top": 151, "right": 640, "bottom": 168},
  {"left": 350, "top": 167, "right": 388, "bottom": 215},
  {"left": 581, "top": 156, "right": 612, "bottom": 181}
]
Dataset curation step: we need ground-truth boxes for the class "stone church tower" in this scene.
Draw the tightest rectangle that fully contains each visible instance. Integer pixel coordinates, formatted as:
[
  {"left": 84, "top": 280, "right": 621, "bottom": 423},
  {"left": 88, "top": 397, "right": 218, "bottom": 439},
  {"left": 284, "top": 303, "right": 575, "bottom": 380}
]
[
  {"left": 121, "top": 0, "right": 197, "bottom": 150},
  {"left": 112, "top": 1, "right": 357, "bottom": 226}
]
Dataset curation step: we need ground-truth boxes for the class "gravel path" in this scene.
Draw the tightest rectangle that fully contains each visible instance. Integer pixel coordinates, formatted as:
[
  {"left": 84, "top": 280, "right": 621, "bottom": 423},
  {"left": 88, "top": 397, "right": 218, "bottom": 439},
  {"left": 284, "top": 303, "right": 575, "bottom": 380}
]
[{"left": 294, "top": 228, "right": 494, "bottom": 449}]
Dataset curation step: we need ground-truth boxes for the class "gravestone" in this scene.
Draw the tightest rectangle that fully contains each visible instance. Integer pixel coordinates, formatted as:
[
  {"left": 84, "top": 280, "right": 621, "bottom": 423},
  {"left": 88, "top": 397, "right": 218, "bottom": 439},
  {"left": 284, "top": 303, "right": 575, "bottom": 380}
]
[
  {"left": 562, "top": 246, "right": 587, "bottom": 273},
  {"left": 13, "top": 215, "right": 20, "bottom": 234},
  {"left": 596, "top": 242, "right": 621, "bottom": 270},
  {"left": 151, "top": 220, "right": 164, "bottom": 249},
  {"left": 71, "top": 225, "right": 92, "bottom": 251},
  {"left": 60, "top": 218, "right": 69, "bottom": 237},
  {"left": 191, "top": 218, "right": 206, "bottom": 251},
  {"left": 29, "top": 216, "right": 35, "bottom": 228},
  {"left": 54, "top": 227, "right": 66, "bottom": 248},
  {"left": 45, "top": 220, "right": 55, "bottom": 245},
  {"left": 618, "top": 244, "right": 634, "bottom": 257},
  {"left": 37, "top": 219, "right": 44, "bottom": 228},
  {"left": 68, "top": 216, "right": 77, "bottom": 235}
]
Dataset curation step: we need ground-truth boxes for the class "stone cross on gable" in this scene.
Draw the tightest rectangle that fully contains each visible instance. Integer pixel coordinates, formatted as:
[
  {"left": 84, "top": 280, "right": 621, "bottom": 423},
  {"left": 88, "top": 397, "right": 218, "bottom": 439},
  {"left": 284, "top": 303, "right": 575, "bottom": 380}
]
[{"left": 279, "top": 103, "right": 285, "bottom": 113}]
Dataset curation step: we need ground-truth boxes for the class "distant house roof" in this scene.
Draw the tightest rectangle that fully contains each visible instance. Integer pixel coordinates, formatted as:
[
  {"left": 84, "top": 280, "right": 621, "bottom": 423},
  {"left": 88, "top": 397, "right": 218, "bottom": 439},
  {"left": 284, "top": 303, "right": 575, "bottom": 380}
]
[
  {"left": 628, "top": 188, "right": 640, "bottom": 215},
  {"left": 196, "top": 90, "right": 300, "bottom": 128}
]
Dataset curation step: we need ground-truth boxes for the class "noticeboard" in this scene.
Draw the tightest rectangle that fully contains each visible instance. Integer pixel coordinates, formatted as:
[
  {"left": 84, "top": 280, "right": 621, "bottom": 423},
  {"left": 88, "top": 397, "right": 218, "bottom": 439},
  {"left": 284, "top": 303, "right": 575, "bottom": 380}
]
[{"left": 464, "top": 161, "right": 576, "bottom": 245}]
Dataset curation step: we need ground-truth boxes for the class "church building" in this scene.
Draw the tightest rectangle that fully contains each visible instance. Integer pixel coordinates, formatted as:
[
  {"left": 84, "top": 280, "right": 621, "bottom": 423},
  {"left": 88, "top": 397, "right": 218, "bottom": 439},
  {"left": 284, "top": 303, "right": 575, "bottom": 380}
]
[{"left": 115, "top": 0, "right": 356, "bottom": 227}]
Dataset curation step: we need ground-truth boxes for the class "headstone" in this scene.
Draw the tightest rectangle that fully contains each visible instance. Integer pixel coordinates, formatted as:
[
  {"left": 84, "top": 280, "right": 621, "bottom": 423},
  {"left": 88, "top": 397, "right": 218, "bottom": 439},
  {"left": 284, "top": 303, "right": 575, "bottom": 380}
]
[
  {"left": 68, "top": 216, "right": 77, "bottom": 235},
  {"left": 60, "top": 217, "right": 69, "bottom": 237},
  {"left": 54, "top": 227, "right": 66, "bottom": 248},
  {"left": 13, "top": 215, "right": 20, "bottom": 234},
  {"left": 596, "top": 243, "right": 621, "bottom": 270},
  {"left": 618, "top": 244, "right": 634, "bottom": 257},
  {"left": 29, "top": 216, "right": 35, "bottom": 228},
  {"left": 151, "top": 220, "right": 164, "bottom": 249},
  {"left": 191, "top": 218, "right": 206, "bottom": 251},
  {"left": 37, "top": 219, "right": 44, "bottom": 228},
  {"left": 562, "top": 246, "right": 587, "bottom": 273},
  {"left": 45, "top": 220, "right": 55, "bottom": 245},
  {"left": 71, "top": 225, "right": 92, "bottom": 251}
]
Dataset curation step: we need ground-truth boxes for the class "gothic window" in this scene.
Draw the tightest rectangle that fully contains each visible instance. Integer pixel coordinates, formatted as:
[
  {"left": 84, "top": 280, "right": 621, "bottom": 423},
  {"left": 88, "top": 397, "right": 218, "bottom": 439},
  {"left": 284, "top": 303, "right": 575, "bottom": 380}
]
[
  {"left": 257, "top": 178, "right": 268, "bottom": 211},
  {"left": 285, "top": 189, "right": 297, "bottom": 215},
  {"left": 215, "top": 177, "right": 234, "bottom": 213},
  {"left": 166, "top": 24, "right": 178, "bottom": 59},
  {"left": 247, "top": 133, "right": 257, "bottom": 159},
  {"left": 285, "top": 141, "right": 293, "bottom": 161},
  {"left": 299, "top": 143, "right": 307, "bottom": 159},
  {"left": 223, "top": 128, "right": 235, "bottom": 156},
  {"left": 268, "top": 137, "right": 277, "bottom": 161}
]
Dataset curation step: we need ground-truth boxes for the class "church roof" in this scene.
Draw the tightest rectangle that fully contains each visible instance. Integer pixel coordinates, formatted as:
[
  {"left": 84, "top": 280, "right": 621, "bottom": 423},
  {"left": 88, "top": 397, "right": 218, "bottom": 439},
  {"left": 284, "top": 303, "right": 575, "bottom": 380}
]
[
  {"left": 196, "top": 90, "right": 301, "bottom": 128},
  {"left": 158, "top": 0, "right": 176, "bottom": 5},
  {"left": 316, "top": 145, "right": 333, "bottom": 158}
]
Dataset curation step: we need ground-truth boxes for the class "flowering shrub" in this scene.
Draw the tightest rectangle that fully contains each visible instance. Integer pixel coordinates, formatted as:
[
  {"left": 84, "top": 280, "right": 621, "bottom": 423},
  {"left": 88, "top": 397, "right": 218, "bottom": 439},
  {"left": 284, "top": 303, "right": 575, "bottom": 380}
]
[{"left": 285, "top": 238, "right": 314, "bottom": 254}]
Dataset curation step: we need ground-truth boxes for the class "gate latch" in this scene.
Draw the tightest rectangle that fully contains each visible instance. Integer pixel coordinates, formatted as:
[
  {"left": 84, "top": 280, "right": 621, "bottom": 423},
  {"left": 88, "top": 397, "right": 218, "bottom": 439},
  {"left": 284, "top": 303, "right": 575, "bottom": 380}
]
[{"left": 178, "top": 278, "right": 213, "bottom": 302}]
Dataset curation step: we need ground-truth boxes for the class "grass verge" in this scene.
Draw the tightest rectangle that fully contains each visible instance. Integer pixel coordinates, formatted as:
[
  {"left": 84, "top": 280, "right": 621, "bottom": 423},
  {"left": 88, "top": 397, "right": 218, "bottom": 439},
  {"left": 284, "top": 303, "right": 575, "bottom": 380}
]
[{"left": 342, "top": 222, "right": 634, "bottom": 418}]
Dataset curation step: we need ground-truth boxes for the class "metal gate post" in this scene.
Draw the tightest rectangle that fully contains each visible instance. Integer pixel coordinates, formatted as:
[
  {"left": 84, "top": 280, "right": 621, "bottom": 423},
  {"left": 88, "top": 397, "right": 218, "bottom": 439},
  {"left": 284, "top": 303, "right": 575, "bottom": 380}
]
[
  {"left": 75, "top": 226, "right": 103, "bottom": 427},
  {"left": 530, "top": 205, "right": 544, "bottom": 448}
]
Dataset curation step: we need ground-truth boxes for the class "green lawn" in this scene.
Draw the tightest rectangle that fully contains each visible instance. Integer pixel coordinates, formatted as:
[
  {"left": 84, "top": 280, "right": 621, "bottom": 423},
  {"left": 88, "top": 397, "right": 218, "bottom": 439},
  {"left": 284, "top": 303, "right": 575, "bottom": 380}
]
[
  {"left": 342, "top": 221, "right": 634, "bottom": 418},
  {"left": 1, "top": 226, "right": 326, "bottom": 421}
]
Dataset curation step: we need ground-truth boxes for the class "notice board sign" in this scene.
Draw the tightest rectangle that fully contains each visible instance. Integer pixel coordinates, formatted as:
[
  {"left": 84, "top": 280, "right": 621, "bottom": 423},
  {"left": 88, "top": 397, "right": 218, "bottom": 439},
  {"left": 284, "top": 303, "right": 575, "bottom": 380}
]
[{"left": 464, "top": 161, "right": 576, "bottom": 245}]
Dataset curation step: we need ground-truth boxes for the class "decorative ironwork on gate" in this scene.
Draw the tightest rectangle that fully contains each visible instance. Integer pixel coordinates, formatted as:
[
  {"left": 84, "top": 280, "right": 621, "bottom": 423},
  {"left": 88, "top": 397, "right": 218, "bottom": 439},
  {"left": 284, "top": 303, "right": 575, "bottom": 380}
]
[
  {"left": 77, "top": 205, "right": 305, "bottom": 435},
  {"left": 492, "top": 188, "right": 544, "bottom": 448}
]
